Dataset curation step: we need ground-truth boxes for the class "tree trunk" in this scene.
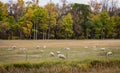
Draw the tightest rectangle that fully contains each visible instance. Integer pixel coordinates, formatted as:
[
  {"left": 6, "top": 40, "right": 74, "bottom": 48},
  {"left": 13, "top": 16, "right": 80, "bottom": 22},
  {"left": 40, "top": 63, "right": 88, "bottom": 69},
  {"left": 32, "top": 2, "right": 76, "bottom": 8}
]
[
  {"left": 48, "top": 25, "right": 50, "bottom": 39},
  {"left": 36, "top": 24, "right": 37, "bottom": 40},
  {"left": 12, "top": 31, "right": 13, "bottom": 40},
  {"left": 19, "top": 29, "right": 23, "bottom": 39},
  {"left": 34, "top": 23, "right": 36, "bottom": 40},
  {"left": 43, "top": 30, "right": 44, "bottom": 40}
]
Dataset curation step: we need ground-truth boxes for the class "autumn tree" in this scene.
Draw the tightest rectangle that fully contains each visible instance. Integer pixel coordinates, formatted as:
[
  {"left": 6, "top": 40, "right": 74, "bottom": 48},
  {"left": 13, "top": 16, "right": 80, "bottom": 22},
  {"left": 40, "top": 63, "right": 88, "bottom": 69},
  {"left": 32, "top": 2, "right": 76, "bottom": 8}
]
[
  {"left": 0, "top": 1, "right": 9, "bottom": 39},
  {"left": 91, "top": 10, "right": 115, "bottom": 39},
  {"left": 32, "top": 7, "right": 48, "bottom": 39},
  {"left": 0, "top": 0, "right": 120, "bottom": 39},
  {"left": 60, "top": 13, "right": 73, "bottom": 39},
  {"left": 22, "top": 21, "right": 33, "bottom": 39},
  {"left": 114, "top": 14, "right": 120, "bottom": 38},
  {"left": 0, "top": 1, "right": 3, "bottom": 21},
  {"left": 71, "top": 3, "right": 91, "bottom": 39},
  {"left": 45, "top": 3, "right": 58, "bottom": 39}
]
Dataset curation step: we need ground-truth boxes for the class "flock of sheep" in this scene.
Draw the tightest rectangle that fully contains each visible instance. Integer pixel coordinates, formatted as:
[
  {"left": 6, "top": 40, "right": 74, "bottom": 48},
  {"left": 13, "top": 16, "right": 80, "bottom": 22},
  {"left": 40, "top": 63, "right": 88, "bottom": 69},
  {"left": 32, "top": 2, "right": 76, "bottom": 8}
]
[
  {"left": 83, "top": 45, "right": 113, "bottom": 57},
  {"left": 100, "top": 47, "right": 113, "bottom": 56},
  {"left": 36, "top": 45, "right": 68, "bottom": 59},
  {"left": 8, "top": 45, "right": 69, "bottom": 60},
  {"left": 7, "top": 45, "right": 113, "bottom": 60}
]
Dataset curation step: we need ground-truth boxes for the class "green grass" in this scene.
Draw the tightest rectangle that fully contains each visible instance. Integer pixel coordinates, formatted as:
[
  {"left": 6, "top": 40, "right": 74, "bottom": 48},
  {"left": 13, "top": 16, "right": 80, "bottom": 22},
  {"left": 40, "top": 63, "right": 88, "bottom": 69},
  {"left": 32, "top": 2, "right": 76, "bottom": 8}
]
[
  {"left": 0, "top": 46, "right": 120, "bottom": 64},
  {"left": 0, "top": 40, "right": 120, "bottom": 73}
]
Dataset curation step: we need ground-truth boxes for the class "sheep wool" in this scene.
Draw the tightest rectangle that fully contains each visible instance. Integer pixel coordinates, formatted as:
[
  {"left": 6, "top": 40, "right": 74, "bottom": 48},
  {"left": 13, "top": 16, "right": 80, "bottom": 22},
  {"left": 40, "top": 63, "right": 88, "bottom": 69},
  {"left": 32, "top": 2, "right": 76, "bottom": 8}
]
[
  {"left": 58, "top": 54, "right": 66, "bottom": 59},
  {"left": 50, "top": 52, "right": 55, "bottom": 56},
  {"left": 106, "top": 51, "right": 112, "bottom": 56}
]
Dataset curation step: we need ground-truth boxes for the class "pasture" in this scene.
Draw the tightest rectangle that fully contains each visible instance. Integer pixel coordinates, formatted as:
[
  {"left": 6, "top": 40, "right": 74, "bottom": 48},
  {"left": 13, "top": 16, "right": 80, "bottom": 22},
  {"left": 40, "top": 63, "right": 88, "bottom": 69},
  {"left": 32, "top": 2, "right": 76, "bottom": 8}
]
[{"left": 0, "top": 40, "right": 120, "bottom": 73}]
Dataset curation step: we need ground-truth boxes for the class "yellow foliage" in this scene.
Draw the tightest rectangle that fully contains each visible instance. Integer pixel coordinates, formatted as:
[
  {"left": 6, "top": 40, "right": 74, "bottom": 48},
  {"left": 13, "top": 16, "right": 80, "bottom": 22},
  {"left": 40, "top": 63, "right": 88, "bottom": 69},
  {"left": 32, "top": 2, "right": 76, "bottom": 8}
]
[
  {"left": 45, "top": 3, "right": 58, "bottom": 27},
  {"left": 25, "top": 8, "right": 34, "bottom": 20},
  {"left": 2, "top": 4, "right": 8, "bottom": 17},
  {"left": 18, "top": 0, "right": 24, "bottom": 6},
  {"left": 0, "top": 2, "right": 3, "bottom": 8},
  {"left": 22, "top": 21, "right": 33, "bottom": 38}
]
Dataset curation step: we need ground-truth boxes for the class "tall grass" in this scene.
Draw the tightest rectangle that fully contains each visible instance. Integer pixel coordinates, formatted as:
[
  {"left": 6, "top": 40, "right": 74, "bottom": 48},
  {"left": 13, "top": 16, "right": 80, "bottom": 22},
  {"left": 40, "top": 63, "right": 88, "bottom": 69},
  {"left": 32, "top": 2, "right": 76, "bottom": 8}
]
[{"left": 0, "top": 59, "right": 120, "bottom": 73}]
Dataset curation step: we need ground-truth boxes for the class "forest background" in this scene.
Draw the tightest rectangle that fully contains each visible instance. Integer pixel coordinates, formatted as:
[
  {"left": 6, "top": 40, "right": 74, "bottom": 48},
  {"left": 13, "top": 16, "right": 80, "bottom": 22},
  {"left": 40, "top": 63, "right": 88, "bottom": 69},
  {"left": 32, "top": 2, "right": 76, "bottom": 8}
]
[{"left": 0, "top": 0, "right": 120, "bottom": 40}]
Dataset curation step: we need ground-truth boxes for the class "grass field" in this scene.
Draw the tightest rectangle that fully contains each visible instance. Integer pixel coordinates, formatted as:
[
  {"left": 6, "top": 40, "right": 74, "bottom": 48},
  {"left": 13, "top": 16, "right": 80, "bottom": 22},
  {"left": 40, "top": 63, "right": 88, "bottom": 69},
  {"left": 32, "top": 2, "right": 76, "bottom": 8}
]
[{"left": 0, "top": 40, "right": 120, "bottom": 73}]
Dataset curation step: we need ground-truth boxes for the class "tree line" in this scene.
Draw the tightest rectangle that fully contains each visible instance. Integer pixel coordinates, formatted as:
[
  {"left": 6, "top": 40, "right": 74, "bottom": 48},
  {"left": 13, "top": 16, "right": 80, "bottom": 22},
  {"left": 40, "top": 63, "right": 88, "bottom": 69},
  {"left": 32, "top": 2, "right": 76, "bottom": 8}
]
[{"left": 0, "top": 0, "right": 120, "bottom": 40}]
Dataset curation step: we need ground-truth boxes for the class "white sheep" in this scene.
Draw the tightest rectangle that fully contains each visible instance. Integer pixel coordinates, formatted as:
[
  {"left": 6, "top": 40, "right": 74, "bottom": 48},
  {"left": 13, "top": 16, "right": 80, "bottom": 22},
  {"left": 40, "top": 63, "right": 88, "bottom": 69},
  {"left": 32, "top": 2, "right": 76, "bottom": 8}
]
[
  {"left": 56, "top": 51, "right": 61, "bottom": 54},
  {"left": 106, "top": 51, "right": 112, "bottom": 56},
  {"left": 65, "top": 47, "right": 70, "bottom": 50},
  {"left": 43, "top": 45, "right": 46, "bottom": 49},
  {"left": 36, "top": 45, "right": 40, "bottom": 49},
  {"left": 12, "top": 45, "right": 16, "bottom": 49},
  {"left": 40, "top": 50, "right": 44, "bottom": 53},
  {"left": 100, "top": 48, "right": 106, "bottom": 51},
  {"left": 58, "top": 54, "right": 66, "bottom": 59},
  {"left": 50, "top": 52, "right": 55, "bottom": 56},
  {"left": 84, "top": 46, "right": 88, "bottom": 48}
]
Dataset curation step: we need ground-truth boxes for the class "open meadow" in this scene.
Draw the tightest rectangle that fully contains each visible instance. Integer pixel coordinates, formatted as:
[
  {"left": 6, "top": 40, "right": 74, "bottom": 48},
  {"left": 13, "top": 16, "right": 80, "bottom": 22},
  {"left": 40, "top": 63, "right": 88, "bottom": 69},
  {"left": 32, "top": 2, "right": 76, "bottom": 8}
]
[{"left": 0, "top": 40, "right": 120, "bottom": 73}]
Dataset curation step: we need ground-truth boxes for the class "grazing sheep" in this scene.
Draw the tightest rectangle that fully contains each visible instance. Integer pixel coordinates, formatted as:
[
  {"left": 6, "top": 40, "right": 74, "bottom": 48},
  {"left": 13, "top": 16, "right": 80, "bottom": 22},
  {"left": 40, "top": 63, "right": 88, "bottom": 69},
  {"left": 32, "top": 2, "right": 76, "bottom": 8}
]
[
  {"left": 56, "top": 51, "right": 61, "bottom": 54},
  {"left": 65, "top": 47, "right": 70, "bottom": 50},
  {"left": 100, "top": 48, "right": 106, "bottom": 51},
  {"left": 58, "top": 54, "right": 66, "bottom": 59},
  {"left": 106, "top": 51, "right": 112, "bottom": 56},
  {"left": 50, "top": 52, "right": 55, "bottom": 57},
  {"left": 12, "top": 45, "right": 16, "bottom": 49},
  {"left": 84, "top": 46, "right": 88, "bottom": 48},
  {"left": 43, "top": 45, "right": 46, "bottom": 49},
  {"left": 40, "top": 50, "right": 44, "bottom": 53},
  {"left": 36, "top": 45, "right": 40, "bottom": 49}
]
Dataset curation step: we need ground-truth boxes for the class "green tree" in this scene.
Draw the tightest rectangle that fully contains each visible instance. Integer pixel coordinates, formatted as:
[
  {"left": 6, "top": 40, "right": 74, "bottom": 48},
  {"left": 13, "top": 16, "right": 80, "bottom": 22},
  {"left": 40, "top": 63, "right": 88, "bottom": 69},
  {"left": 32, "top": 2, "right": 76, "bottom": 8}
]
[
  {"left": 60, "top": 13, "right": 73, "bottom": 39},
  {"left": 32, "top": 7, "right": 48, "bottom": 40},
  {"left": 45, "top": 3, "right": 58, "bottom": 39},
  {"left": 0, "top": 6, "right": 3, "bottom": 21},
  {"left": 100, "top": 10, "right": 115, "bottom": 38},
  {"left": 114, "top": 14, "right": 120, "bottom": 38},
  {"left": 0, "top": 1, "right": 8, "bottom": 21},
  {"left": 22, "top": 21, "right": 33, "bottom": 39},
  {"left": 0, "top": 1, "right": 10, "bottom": 39},
  {"left": 23, "top": 7, "right": 34, "bottom": 39},
  {"left": 71, "top": 3, "right": 91, "bottom": 39},
  {"left": 91, "top": 10, "right": 115, "bottom": 39},
  {"left": 0, "top": 22, "right": 9, "bottom": 39},
  {"left": 6, "top": 16, "right": 21, "bottom": 39}
]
